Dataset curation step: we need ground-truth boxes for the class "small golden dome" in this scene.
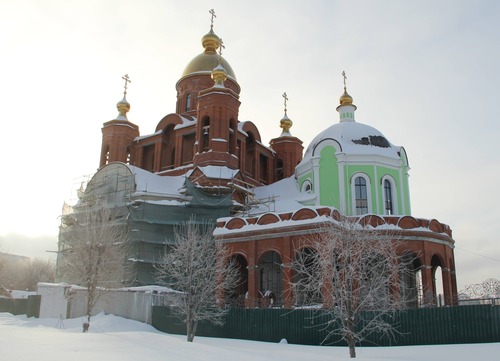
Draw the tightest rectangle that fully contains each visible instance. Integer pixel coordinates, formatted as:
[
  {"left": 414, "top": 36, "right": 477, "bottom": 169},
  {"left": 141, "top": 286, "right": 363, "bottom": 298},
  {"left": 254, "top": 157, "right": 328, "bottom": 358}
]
[
  {"left": 202, "top": 28, "right": 220, "bottom": 53},
  {"left": 339, "top": 88, "right": 353, "bottom": 106},
  {"left": 280, "top": 114, "right": 293, "bottom": 135},
  {"left": 211, "top": 60, "right": 228, "bottom": 87},
  {"left": 116, "top": 97, "right": 130, "bottom": 120}
]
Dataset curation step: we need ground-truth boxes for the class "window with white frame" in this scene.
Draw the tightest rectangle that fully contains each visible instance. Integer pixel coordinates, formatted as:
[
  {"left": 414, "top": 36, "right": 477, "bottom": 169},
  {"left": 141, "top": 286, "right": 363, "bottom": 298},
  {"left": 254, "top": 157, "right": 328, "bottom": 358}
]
[
  {"left": 382, "top": 176, "right": 397, "bottom": 215},
  {"left": 354, "top": 175, "right": 369, "bottom": 215},
  {"left": 301, "top": 179, "right": 313, "bottom": 193}
]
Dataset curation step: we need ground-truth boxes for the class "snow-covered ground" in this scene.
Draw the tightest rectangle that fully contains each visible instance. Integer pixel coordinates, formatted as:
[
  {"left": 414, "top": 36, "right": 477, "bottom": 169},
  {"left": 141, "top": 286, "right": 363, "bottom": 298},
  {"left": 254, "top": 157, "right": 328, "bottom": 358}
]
[{"left": 1, "top": 312, "right": 498, "bottom": 360}]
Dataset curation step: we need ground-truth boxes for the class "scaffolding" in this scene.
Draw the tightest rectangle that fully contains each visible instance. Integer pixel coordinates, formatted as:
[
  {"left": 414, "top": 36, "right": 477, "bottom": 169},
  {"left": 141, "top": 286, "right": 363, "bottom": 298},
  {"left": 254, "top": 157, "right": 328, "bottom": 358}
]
[{"left": 58, "top": 163, "right": 232, "bottom": 286}]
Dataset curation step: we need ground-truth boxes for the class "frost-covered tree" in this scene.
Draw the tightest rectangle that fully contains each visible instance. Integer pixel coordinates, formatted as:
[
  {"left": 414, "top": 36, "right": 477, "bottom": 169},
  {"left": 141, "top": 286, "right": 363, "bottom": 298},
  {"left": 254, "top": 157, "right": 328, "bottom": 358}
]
[
  {"left": 154, "top": 219, "right": 239, "bottom": 342},
  {"left": 58, "top": 204, "right": 129, "bottom": 332},
  {"left": 291, "top": 217, "right": 414, "bottom": 358}
]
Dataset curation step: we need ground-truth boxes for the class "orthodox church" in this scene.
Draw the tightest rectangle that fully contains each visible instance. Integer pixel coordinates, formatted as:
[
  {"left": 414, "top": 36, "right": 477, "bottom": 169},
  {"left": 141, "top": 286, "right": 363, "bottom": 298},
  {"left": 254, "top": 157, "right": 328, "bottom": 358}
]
[{"left": 59, "top": 16, "right": 457, "bottom": 308}]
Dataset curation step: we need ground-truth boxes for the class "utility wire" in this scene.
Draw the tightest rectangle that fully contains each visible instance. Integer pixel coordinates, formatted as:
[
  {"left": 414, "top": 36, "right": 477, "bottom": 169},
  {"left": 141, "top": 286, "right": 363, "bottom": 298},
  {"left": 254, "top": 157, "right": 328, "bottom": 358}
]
[{"left": 455, "top": 246, "right": 500, "bottom": 264}]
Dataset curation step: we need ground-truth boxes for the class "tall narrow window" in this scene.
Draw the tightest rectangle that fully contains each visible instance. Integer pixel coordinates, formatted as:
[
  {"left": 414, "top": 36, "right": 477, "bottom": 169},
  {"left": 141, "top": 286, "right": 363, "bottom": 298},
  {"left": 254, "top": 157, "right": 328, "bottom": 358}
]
[
  {"left": 185, "top": 93, "right": 191, "bottom": 112},
  {"left": 355, "top": 176, "right": 368, "bottom": 215},
  {"left": 384, "top": 179, "right": 393, "bottom": 215},
  {"left": 201, "top": 117, "right": 210, "bottom": 152}
]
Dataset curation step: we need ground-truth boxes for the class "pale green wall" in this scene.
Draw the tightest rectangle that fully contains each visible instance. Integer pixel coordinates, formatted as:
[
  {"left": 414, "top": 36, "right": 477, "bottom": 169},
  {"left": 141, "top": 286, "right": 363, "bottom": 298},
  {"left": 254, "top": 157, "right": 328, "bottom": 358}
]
[
  {"left": 297, "top": 146, "right": 411, "bottom": 216},
  {"left": 313, "top": 155, "right": 410, "bottom": 216},
  {"left": 319, "top": 146, "right": 340, "bottom": 208}
]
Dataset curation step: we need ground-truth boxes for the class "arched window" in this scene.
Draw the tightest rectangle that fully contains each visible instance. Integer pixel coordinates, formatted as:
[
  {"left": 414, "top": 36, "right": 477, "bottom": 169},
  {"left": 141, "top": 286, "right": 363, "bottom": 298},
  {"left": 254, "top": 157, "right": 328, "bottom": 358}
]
[
  {"left": 126, "top": 146, "right": 131, "bottom": 164},
  {"left": 384, "top": 179, "right": 393, "bottom": 215},
  {"left": 258, "top": 251, "right": 282, "bottom": 307},
  {"left": 100, "top": 144, "right": 110, "bottom": 166},
  {"left": 228, "top": 254, "right": 248, "bottom": 307},
  {"left": 301, "top": 179, "right": 312, "bottom": 193},
  {"left": 354, "top": 176, "right": 369, "bottom": 215},
  {"left": 382, "top": 176, "right": 397, "bottom": 215},
  {"left": 293, "top": 247, "right": 322, "bottom": 306},
  {"left": 185, "top": 93, "right": 191, "bottom": 112},
  {"left": 200, "top": 116, "right": 210, "bottom": 152}
]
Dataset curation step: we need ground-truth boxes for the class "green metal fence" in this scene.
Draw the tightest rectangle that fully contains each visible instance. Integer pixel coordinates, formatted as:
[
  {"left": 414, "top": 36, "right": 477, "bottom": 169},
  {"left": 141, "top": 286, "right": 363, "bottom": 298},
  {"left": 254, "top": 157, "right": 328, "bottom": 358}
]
[
  {"left": 152, "top": 305, "right": 500, "bottom": 346},
  {"left": 0, "top": 295, "right": 41, "bottom": 318}
]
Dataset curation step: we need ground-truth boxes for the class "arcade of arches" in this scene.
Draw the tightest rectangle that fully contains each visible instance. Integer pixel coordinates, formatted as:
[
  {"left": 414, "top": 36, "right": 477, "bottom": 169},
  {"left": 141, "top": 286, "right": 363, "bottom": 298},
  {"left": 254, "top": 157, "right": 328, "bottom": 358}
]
[{"left": 218, "top": 209, "right": 457, "bottom": 308}]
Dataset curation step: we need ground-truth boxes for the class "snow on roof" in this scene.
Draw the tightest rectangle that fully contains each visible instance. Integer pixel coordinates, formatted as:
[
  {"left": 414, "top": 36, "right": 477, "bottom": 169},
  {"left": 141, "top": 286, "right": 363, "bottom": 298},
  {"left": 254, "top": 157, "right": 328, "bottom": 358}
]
[
  {"left": 118, "top": 285, "right": 181, "bottom": 294},
  {"left": 214, "top": 214, "right": 331, "bottom": 236},
  {"left": 174, "top": 115, "right": 197, "bottom": 130},
  {"left": 134, "top": 129, "right": 163, "bottom": 142},
  {"left": 127, "top": 165, "right": 188, "bottom": 197},
  {"left": 249, "top": 176, "right": 311, "bottom": 214},
  {"left": 237, "top": 122, "right": 248, "bottom": 136},
  {"left": 198, "top": 165, "right": 240, "bottom": 180},
  {"left": 302, "top": 120, "right": 401, "bottom": 163}
]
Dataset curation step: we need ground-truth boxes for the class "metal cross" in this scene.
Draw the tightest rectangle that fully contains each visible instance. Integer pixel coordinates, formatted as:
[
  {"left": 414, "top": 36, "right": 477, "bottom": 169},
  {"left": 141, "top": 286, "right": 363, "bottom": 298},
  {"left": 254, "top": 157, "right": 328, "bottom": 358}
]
[
  {"left": 342, "top": 70, "right": 347, "bottom": 88},
  {"left": 209, "top": 9, "right": 216, "bottom": 28},
  {"left": 218, "top": 38, "right": 225, "bottom": 57},
  {"left": 122, "top": 74, "right": 131, "bottom": 95},
  {"left": 282, "top": 92, "right": 288, "bottom": 114}
]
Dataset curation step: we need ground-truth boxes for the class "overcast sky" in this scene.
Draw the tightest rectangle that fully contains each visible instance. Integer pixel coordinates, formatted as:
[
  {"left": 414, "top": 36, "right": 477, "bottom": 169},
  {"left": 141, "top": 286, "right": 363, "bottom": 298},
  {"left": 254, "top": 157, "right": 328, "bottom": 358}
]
[{"left": 1, "top": 0, "right": 499, "bottom": 291}]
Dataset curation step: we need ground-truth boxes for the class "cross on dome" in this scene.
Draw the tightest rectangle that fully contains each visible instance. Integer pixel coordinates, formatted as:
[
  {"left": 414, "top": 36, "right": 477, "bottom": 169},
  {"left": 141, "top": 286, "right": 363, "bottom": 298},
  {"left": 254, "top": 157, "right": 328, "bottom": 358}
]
[
  {"left": 122, "top": 74, "right": 131, "bottom": 96},
  {"left": 279, "top": 92, "right": 293, "bottom": 135},
  {"left": 116, "top": 74, "right": 131, "bottom": 121},
  {"left": 283, "top": 92, "right": 288, "bottom": 115},
  {"left": 218, "top": 38, "right": 225, "bottom": 57},
  {"left": 209, "top": 9, "right": 216, "bottom": 29}
]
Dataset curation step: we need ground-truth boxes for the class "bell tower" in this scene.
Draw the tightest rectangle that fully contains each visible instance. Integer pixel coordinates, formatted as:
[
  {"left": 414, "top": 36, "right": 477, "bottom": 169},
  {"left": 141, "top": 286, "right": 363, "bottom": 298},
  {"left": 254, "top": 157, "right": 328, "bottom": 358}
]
[
  {"left": 100, "top": 74, "right": 139, "bottom": 168},
  {"left": 269, "top": 92, "right": 303, "bottom": 180},
  {"left": 192, "top": 16, "right": 241, "bottom": 170}
]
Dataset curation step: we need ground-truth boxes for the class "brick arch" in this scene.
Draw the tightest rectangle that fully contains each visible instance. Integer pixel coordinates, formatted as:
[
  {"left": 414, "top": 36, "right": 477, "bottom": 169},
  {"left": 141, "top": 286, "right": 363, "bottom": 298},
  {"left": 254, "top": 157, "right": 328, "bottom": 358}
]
[
  {"left": 429, "top": 219, "right": 444, "bottom": 233},
  {"left": 359, "top": 214, "right": 386, "bottom": 227},
  {"left": 100, "top": 143, "right": 110, "bottom": 167},
  {"left": 257, "top": 248, "right": 283, "bottom": 264},
  {"left": 257, "top": 213, "right": 280, "bottom": 225},
  {"left": 257, "top": 249, "right": 283, "bottom": 306},
  {"left": 398, "top": 216, "right": 420, "bottom": 229},
  {"left": 294, "top": 244, "right": 320, "bottom": 257},
  {"left": 241, "top": 121, "right": 262, "bottom": 143},
  {"left": 225, "top": 218, "right": 247, "bottom": 230},
  {"left": 291, "top": 208, "right": 318, "bottom": 221},
  {"left": 228, "top": 252, "right": 249, "bottom": 307},
  {"left": 230, "top": 251, "right": 248, "bottom": 262},
  {"left": 155, "top": 113, "right": 183, "bottom": 132},
  {"left": 431, "top": 253, "right": 446, "bottom": 268},
  {"left": 331, "top": 209, "right": 341, "bottom": 221}
]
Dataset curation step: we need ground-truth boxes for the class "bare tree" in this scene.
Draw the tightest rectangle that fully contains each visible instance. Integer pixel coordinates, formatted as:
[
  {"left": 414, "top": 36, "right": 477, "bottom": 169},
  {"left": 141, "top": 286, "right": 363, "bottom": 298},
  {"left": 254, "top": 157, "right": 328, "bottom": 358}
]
[
  {"left": 0, "top": 241, "right": 11, "bottom": 298},
  {"left": 0, "top": 257, "right": 55, "bottom": 291},
  {"left": 291, "top": 217, "right": 414, "bottom": 358},
  {"left": 58, "top": 204, "right": 129, "bottom": 332},
  {"left": 154, "top": 219, "right": 239, "bottom": 342}
]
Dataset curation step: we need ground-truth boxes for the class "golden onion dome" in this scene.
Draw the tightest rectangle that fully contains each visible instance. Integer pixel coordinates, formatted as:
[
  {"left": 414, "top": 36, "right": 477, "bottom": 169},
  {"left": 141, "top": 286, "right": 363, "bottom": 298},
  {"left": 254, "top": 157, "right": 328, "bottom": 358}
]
[
  {"left": 202, "top": 28, "right": 220, "bottom": 52},
  {"left": 211, "top": 61, "right": 228, "bottom": 87},
  {"left": 181, "top": 28, "right": 237, "bottom": 80},
  {"left": 280, "top": 114, "right": 293, "bottom": 135},
  {"left": 116, "top": 97, "right": 130, "bottom": 120},
  {"left": 339, "top": 88, "right": 354, "bottom": 106}
]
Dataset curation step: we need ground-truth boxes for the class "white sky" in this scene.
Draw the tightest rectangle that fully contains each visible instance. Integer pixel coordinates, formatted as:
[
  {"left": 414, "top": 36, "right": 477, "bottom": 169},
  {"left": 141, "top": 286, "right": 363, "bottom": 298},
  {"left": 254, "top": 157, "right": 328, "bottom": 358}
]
[{"left": 1, "top": 0, "right": 499, "bottom": 291}]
